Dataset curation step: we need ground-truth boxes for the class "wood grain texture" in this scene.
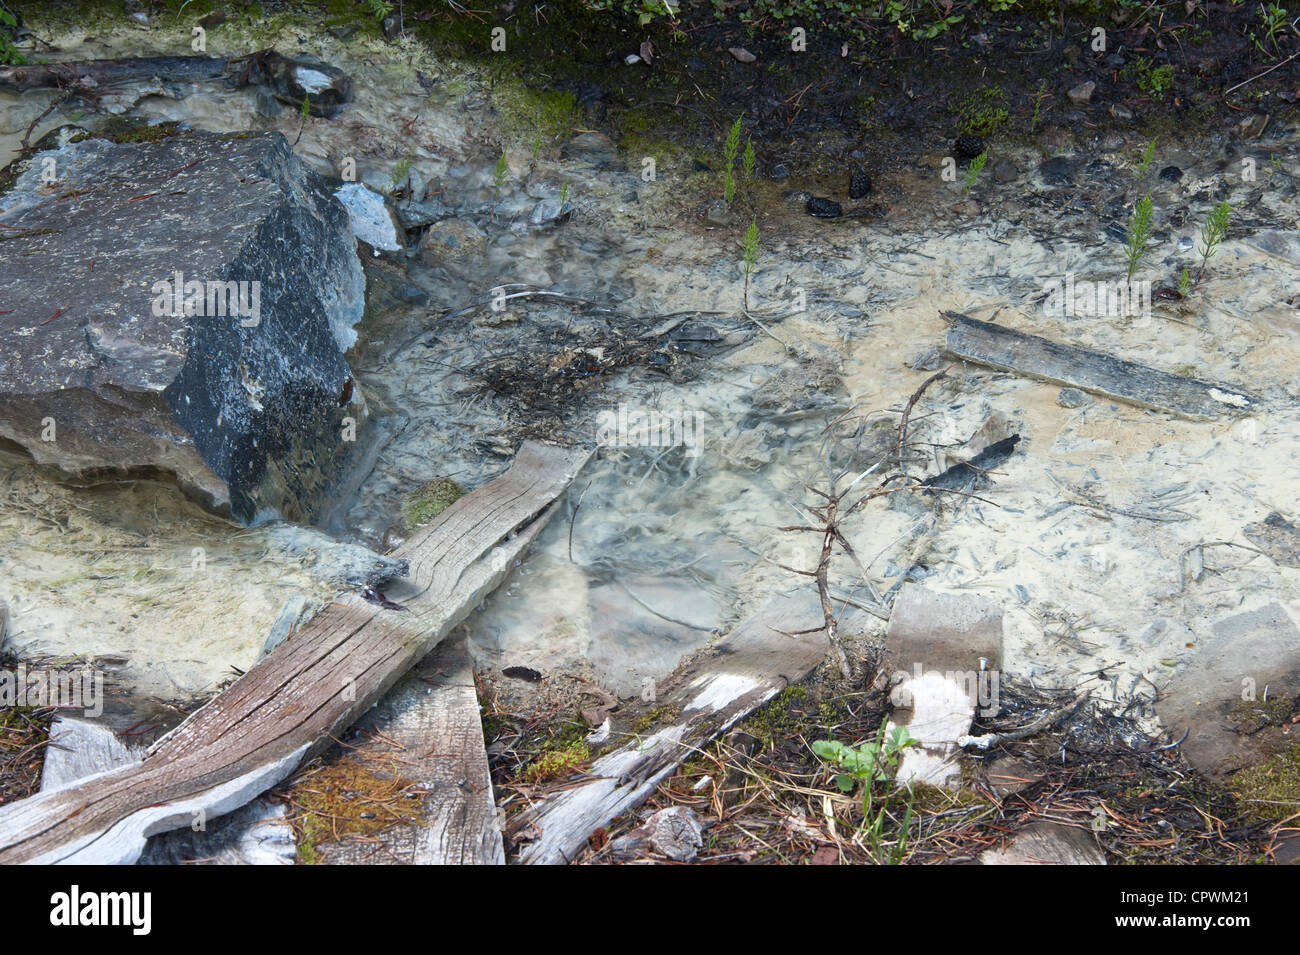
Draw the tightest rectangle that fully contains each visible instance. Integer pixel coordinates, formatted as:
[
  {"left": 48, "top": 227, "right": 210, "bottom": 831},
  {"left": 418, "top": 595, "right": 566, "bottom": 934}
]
[
  {"left": 0, "top": 441, "right": 589, "bottom": 864},
  {"left": 513, "top": 591, "right": 828, "bottom": 865},
  {"left": 942, "top": 311, "right": 1258, "bottom": 419},
  {"left": 318, "top": 635, "right": 503, "bottom": 865},
  {"left": 39, "top": 718, "right": 138, "bottom": 793}
]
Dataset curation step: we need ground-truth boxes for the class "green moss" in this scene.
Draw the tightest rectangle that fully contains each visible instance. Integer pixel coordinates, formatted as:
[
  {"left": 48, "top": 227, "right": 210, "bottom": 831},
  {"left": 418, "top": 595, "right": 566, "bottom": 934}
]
[
  {"left": 99, "top": 117, "right": 183, "bottom": 144},
  {"left": 1228, "top": 745, "right": 1300, "bottom": 823},
  {"left": 1126, "top": 57, "right": 1176, "bottom": 98},
  {"left": 286, "top": 758, "right": 422, "bottom": 864},
  {"left": 525, "top": 739, "right": 591, "bottom": 783},
  {"left": 744, "top": 684, "right": 810, "bottom": 745},
  {"left": 1229, "top": 694, "right": 1296, "bottom": 735},
  {"left": 631, "top": 705, "right": 679, "bottom": 734},
  {"left": 903, "top": 780, "right": 994, "bottom": 814},
  {"left": 401, "top": 477, "right": 464, "bottom": 528},
  {"left": 955, "top": 85, "right": 1010, "bottom": 136},
  {"left": 495, "top": 85, "right": 583, "bottom": 158}
]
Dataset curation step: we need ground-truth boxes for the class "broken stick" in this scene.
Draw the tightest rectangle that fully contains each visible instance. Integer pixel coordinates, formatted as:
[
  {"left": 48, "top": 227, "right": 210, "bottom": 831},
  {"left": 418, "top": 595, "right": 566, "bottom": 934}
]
[{"left": 941, "top": 311, "right": 1257, "bottom": 420}]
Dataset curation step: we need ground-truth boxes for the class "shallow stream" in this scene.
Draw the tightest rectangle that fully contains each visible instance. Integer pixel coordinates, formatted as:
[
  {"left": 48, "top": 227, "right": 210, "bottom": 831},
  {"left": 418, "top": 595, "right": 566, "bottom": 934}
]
[{"left": 2, "top": 12, "right": 1299, "bottom": 741}]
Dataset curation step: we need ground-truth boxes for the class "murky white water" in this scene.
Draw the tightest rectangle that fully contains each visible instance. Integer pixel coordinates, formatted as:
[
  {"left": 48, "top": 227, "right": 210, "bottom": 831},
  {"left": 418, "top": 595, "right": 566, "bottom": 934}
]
[{"left": 3, "top": 11, "right": 1300, "bottom": 736}]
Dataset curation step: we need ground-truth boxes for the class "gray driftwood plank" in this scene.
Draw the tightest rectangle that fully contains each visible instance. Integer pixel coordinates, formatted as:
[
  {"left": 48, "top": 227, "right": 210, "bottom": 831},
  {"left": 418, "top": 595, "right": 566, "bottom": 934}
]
[
  {"left": 39, "top": 717, "right": 138, "bottom": 792},
  {"left": 38, "top": 717, "right": 296, "bottom": 864},
  {"left": 513, "top": 591, "right": 828, "bottom": 865},
  {"left": 318, "top": 634, "right": 504, "bottom": 865},
  {"left": 942, "top": 311, "right": 1257, "bottom": 419},
  {"left": 0, "top": 441, "right": 589, "bottom": 864}
]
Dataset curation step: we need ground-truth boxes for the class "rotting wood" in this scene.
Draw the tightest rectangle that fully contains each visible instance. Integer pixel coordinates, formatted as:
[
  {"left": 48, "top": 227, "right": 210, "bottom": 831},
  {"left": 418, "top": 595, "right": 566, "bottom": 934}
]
[
  {"left": 315, "top": 635, "right": 504, "bottom": 865},
  {"left": 0, "top": 441, "right": 589, "bottom": 864},
  {"left": 941, "top": 311, "right": 1258, "bottom": 419},
  {"left": 513, "top": 591, "right": 828, "bottom": 865}
]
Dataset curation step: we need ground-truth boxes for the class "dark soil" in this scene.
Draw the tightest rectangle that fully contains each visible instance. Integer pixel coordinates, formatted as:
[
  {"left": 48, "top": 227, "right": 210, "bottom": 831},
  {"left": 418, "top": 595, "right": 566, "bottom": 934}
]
[{"left": 411, "top": 1, "right": 1299, "bottom": 181}]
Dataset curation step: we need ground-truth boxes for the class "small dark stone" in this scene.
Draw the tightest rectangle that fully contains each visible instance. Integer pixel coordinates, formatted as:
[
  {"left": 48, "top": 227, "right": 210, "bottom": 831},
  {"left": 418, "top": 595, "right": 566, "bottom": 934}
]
[
  {"left": 954, "top": 135, "right": 985, "bottom": 161},
  {"left": 806, "top": 196, "right": 842, "bottom": 218},
  {"left": 692, "top": 158, "right": 712, "bottom": 173},
  {"left": 1057, "top": 388, "right": 1092, "bottom": 409},
  {"left": 502, "top": 666, "right": 543, "bottom": 682},
  {"left": 1158, "top": 165, "right": 1183, "bottom": 183},
  {"left": 768, "top": 161, "right": 790, "bottom": 180},
  {"left": 1040, "top": 155, "right": 1076, "bottom": 185},
  {"left": 849, "top": 169, "right": 873, "bottom": 199}
]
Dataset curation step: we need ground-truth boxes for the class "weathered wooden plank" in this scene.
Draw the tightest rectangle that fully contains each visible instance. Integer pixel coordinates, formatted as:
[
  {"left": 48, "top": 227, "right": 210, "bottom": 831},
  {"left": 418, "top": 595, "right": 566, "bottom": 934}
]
[
  {"left": 0, "top": 441, "right": 589, "bottom": 864},
  {"left": 39, "top": 719, "right": 301, "bottom": 865},
  {"left": 316, "top": 634, "right": 504, "bottom": 865},
  {"left": 39, "top": 717, "right": 138, "bottom": 792},
  {"left": 941, "top": 311, "right": 1257, "bottom": 419},
  {"left": 513, "top": 591, "right": 828, "bottom": 865}
]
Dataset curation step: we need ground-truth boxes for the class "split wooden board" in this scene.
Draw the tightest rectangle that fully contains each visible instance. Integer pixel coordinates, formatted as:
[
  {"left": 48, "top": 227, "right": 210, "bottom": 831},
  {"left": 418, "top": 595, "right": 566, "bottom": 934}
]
[{"left": 0, "top": 440, "right": 588, "bottom": 864}]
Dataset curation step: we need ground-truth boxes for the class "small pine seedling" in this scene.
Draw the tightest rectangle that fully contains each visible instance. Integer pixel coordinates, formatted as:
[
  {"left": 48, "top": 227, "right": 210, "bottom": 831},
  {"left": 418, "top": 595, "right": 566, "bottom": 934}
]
[
  {"left": 723, "top": 115, "right": 743, "bottom": 203},
  {"left": 392, "top": 157, "right": 412, "bottom": 191},
  {"left": 1195, "top": 200, "right": 1231, "bottom": 286},
  {"left": 963, "top": 151, "right": 987, "bottom": 192},
  {"left": 1124, "top": 194, "right": 1154, "bottom": 280},
  {"left": 493, "top": 152, "right": 508, "bottom": 192},
  {"left": 1137, "top": 138, "right": 1158, "bottom": 180},
  {"left": 742, "top": 139, "right": 756, "bottom": 180},
  {"left": 1178, "top": 266, "right": 1191, "bottom": 298},
  {"left": 1031, "top": 82, "right": 1048, "bottom": 130}
]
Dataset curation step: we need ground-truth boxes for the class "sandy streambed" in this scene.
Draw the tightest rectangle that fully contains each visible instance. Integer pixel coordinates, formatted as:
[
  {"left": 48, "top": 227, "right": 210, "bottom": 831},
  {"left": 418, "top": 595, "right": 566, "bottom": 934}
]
[{"left": 1, "top": 10, "right": 1298, "bottom": 755}]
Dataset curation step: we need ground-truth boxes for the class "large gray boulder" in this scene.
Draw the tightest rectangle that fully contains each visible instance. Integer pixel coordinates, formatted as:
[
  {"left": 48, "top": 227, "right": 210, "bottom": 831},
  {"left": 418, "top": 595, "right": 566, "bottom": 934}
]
[{"left": 0, "top": 129, "right": 366, "bottom": 523}]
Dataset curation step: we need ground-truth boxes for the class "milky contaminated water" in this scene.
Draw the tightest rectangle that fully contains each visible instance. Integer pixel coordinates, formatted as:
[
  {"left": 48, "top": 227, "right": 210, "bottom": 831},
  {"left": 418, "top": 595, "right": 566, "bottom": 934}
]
[{"left": 2, "top": 16, "right": 1299, "bottom": 737}]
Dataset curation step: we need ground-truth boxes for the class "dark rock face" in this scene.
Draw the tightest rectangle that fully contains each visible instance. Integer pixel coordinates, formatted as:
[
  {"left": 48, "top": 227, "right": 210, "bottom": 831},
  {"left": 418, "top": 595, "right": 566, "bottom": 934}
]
[{"left": 0, "top": 130, "right": 366, "bottom": 524}]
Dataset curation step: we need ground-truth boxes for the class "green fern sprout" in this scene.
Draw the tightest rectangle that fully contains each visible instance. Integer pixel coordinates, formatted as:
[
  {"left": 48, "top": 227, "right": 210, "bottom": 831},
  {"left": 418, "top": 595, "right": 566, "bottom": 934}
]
[
  {"left": 493, "top": 152, "right": 508, "bottom": 192},
  {"left": 963, "top": 151, "right": 987, "bottom": 193},
  {"left": 1137, "top": 138, "right": 1158, "bottom": 180},
  {"left": 723, "top": 115, "right": 743, "bottom": 204},
  {"left": 391, "top": 156, "right": 412, "bottom": 191},
  {"left": 1195, "top": 200, "right": 1231, "bottom": 287},
  {"left": 742, "top": 139, "right": 756, "bottom": 180},
  {"left": 1124, "top": 194, "right": 1154, "bottom": 280}
]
